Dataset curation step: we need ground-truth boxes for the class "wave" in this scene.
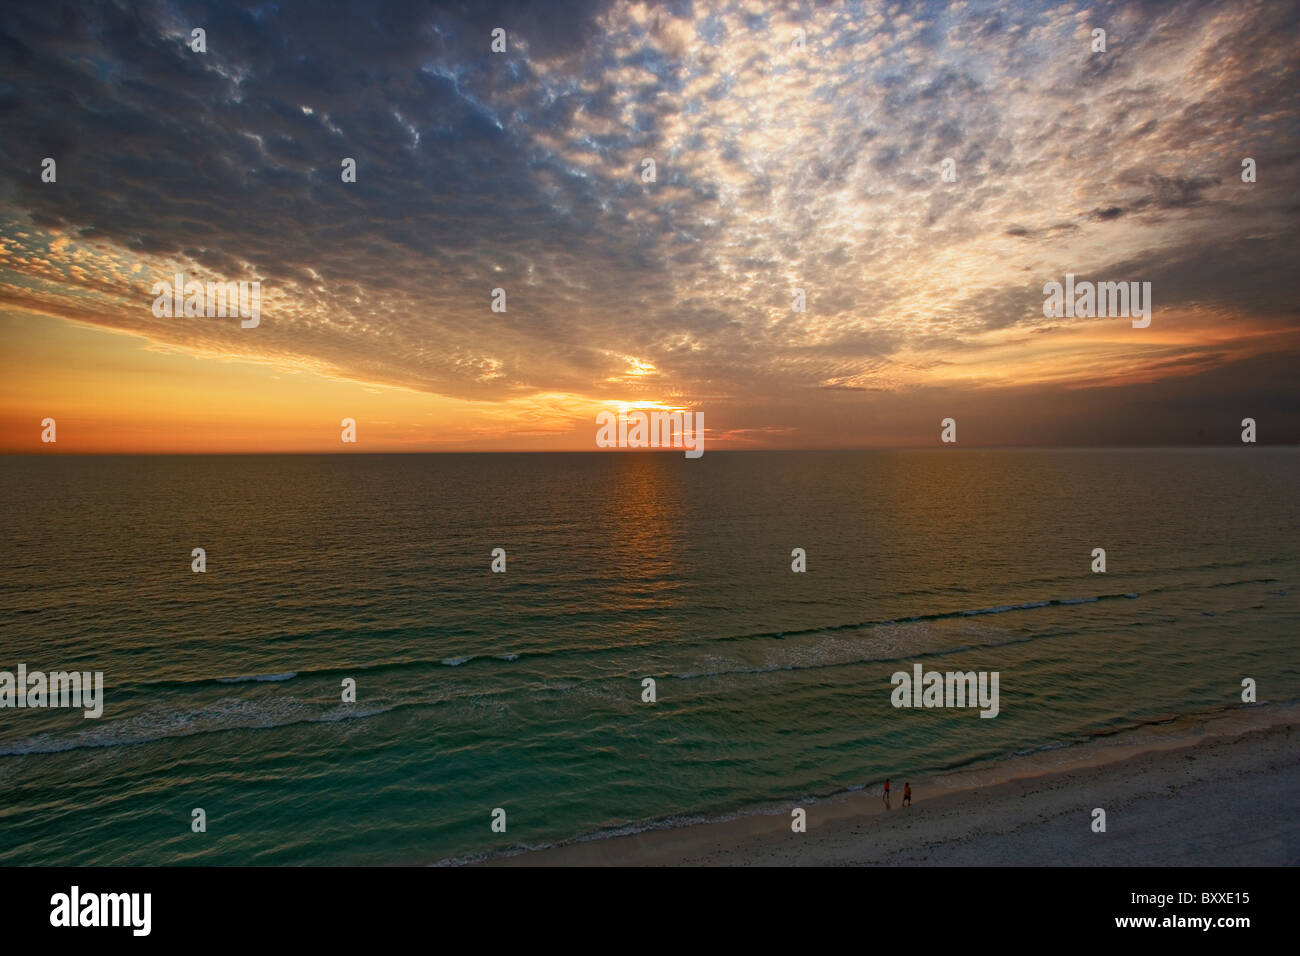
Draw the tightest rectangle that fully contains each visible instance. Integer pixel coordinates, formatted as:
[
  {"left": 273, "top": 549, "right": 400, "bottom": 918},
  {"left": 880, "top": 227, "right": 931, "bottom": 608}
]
[
  {"left": 0, "top": 697, "right": 417, "bottom": 756},
  {"left": 960, "top": 600, "right": 1051, "bottom": 615},
  {"left": 673, "top": 628, "right": 1071, "bottom": 680},
  {"left": 48, "top": 574, "right": 1292, "bottom": 707},
  {"left": 113, "top": 654, "right": 515, "bottom": 696},
  {"left": 708, "top": 591, "right": 1142, "bottom": 645},
  {"left": 216, "top": 672, "right": 298, "bottom": 684},
  {"left": 73, "top": 589, "right": 1145, "bottom": 703},
  {"left": 100, "top": 568, "right": 1295, "bottom": 702}
]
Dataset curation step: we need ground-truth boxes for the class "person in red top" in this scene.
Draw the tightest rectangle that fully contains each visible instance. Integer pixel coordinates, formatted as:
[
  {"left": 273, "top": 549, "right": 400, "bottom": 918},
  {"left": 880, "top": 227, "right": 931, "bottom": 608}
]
[
  {"left": 882, "top": 778, "right": 891, "bottom": 810},
  {"left": 903, "top": 782, "right": 912, "bottom": 807}
]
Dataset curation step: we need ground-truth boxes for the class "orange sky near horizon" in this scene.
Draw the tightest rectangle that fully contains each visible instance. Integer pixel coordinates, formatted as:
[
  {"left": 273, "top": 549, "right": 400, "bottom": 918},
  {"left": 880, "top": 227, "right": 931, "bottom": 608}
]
[
  {"left": 3, "top": 304, "right": 1296, "bottom": 453},
  {"left": 0, "top": 309, "right": 694, "bottom": 453}
]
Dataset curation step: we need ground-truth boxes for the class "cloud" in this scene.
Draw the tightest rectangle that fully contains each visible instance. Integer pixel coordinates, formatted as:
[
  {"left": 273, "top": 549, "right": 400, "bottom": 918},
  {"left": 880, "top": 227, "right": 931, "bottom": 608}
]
[{"left": 0, "top": 0, "right": 1297, "bottom": 444}]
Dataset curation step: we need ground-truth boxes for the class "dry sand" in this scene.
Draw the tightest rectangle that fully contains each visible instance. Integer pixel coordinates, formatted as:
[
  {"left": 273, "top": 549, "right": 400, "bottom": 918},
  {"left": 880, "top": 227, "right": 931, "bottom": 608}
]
[{"left": 486, "top": 703, "right": 1300, "bottom": 866}]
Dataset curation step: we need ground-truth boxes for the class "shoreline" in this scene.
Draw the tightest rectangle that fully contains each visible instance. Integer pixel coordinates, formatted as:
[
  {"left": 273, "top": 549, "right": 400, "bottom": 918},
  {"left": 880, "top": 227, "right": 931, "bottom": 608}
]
[{"left": 479, "top": 702, "right": 1300, "bottom": 866}]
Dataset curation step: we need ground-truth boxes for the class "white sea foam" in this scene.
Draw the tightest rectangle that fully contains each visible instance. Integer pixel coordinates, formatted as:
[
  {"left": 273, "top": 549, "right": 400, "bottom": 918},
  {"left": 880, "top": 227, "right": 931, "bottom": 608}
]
[{"left": 216, "top": 672, "right": 298, "bottom": 683}]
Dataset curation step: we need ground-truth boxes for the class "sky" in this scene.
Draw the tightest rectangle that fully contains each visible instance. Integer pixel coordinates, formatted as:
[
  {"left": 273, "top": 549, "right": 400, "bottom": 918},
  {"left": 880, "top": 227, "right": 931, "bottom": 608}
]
[{"left": 1, "top": 0, "right": 1297, "bottom": 452}]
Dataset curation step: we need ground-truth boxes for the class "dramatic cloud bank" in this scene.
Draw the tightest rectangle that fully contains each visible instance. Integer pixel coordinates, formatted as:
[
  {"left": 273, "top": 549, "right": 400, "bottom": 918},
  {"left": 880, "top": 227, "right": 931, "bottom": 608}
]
[{"left": 1, "top": 0, "right": 1297, "bottom": 447}]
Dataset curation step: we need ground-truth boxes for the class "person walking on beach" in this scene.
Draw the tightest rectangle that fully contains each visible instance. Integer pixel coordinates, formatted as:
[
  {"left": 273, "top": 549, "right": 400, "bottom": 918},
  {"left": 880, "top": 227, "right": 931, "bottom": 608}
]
[
  {"left": 903, "top": 782, "right": 912, "bottom": 807},
  {"left": 882, "top": 778, "right": 891, "bottom": 810}
]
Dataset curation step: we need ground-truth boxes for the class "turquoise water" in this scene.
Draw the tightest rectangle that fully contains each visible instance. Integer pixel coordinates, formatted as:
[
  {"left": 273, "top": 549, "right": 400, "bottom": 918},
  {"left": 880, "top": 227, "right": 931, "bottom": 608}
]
[{"left": 0, "top": 449, "right": 1296, "bottom": 864}]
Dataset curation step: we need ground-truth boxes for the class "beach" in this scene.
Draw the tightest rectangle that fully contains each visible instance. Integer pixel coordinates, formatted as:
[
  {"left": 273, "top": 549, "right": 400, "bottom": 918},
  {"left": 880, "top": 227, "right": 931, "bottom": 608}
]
[{"left": 487, "top": 702, "right": 1300, "bottom": 866}]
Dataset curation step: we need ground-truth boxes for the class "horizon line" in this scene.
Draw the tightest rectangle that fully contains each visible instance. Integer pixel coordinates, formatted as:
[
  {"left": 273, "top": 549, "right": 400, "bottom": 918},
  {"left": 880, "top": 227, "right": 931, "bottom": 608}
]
[{"left": 4, "top": 444, "right": 1296, "bottom": 456}]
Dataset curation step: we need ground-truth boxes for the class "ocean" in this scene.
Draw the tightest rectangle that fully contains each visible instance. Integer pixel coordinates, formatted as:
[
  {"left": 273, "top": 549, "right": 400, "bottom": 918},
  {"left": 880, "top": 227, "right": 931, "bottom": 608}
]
[{"left": 1, "top": 449, "right": 1296, "bottom": 865}]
